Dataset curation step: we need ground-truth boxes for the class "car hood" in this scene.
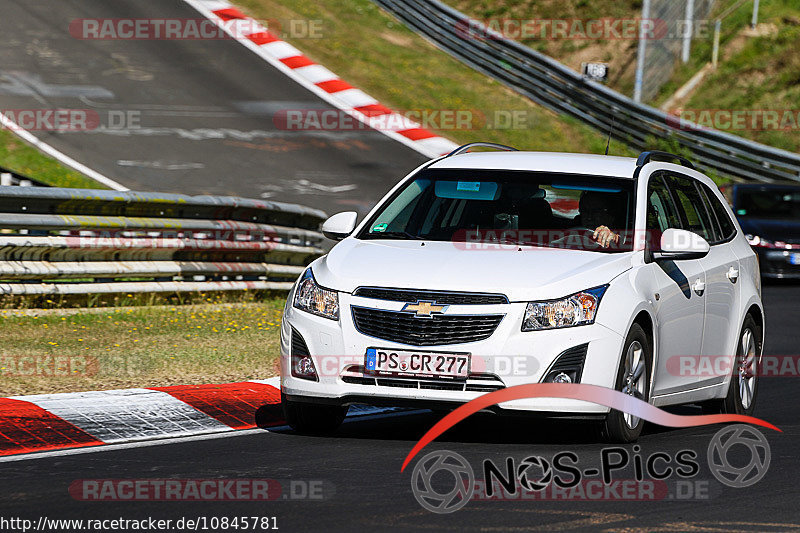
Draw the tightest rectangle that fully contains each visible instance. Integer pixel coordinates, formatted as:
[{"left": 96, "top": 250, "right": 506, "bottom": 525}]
[
  {"left": 312, "top": 238, "right": 634, "bottom": 302},
  {"left": 737, "top": 217, "right": 800, "bottom": 242}
]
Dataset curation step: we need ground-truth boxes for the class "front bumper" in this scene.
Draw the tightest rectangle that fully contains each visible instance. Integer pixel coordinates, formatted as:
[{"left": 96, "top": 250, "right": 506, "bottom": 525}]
[{"left": 280, "top": 292, "right": 625, "bottom": 415}]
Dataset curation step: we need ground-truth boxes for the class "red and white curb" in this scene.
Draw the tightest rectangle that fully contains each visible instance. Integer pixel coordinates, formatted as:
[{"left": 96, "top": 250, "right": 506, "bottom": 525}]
[
  {"left": 0, "top": 377, "right": 399, "bottom": 458},
  {"left": 182, "top": 0, "right": 458, "bottom": 158}
]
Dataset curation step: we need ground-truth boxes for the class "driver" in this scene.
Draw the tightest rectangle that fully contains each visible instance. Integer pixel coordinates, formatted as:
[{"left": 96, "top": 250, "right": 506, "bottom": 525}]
[{"left": 578, "top": 191, "right": 623, "bottom": 248}]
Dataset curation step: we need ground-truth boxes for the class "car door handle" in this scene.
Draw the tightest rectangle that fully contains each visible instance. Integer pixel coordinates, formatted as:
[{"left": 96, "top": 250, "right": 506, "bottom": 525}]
[
  {"left": 727, "top": 266, "right": 739, "bottom": 283},
  {"left": 692, "top": 279, "right": 706, "bottom": 296}
]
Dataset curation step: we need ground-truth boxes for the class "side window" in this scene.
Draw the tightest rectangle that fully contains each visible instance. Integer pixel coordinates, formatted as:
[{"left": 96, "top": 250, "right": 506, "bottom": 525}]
[
  {"left": 646, "top": 174, "right": 681, "bottom": 232},
  {"left": 699, "top": 183, "right": 736, "bottom": 241},
  {"left": 666, "top": 174, "right": 715, "bottom": 242}
]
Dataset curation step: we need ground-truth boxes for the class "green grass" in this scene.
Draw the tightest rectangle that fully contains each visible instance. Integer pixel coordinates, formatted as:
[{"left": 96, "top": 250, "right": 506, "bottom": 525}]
[
  {"left": 0, "top": 129, "right": 106, "bottom": 189},
  {"left": 676, "top": 0, "right": 800, "bottom": 152},
  {"left": 237, "top": 0, "right": 632, "bottom": 156},
  {"left": 0, "top": 296, "right": 286, "bottom": 396},
  {"left": 449, "top": 0, "right": 644, "bottom": 95}
]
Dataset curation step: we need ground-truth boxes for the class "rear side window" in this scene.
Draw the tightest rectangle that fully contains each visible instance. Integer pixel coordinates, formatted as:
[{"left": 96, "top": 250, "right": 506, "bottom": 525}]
[
  {"left": 666, "top": 174, "right": 716, "bottom": 242},
  {"left": 698, "top": 182, "right": 736, "bottom": 242}
]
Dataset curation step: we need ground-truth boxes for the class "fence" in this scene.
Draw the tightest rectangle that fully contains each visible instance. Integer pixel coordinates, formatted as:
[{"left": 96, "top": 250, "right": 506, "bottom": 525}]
[
  {"left": 373, "top": 0, "right": 800, "bottom": 184},
  {"left": 0, "top": 187, "right": 327, "bottom": 295},
  {"left": 636, "top": 0, "right": 716, "bottom": 103}
]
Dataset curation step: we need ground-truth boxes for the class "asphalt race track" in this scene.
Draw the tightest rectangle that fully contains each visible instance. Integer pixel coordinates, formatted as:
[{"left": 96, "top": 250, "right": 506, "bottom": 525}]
[
  {"left": 0, "top": 283, "right": 796, "bottom": 531},
  {"left": 0, "top": 0, "right": 428, "bottom": 212}
]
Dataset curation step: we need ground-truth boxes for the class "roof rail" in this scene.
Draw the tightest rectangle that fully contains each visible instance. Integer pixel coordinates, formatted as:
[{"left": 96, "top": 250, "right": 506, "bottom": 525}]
[
  {"left": 445, "top": 142, "right": 519, "bottom": 157},
  {"left": 636, "top": 151, "right": 695, "bottom": 170}
]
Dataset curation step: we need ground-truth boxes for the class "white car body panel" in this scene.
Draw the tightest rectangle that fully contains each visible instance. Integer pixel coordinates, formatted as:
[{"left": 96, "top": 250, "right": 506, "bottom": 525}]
[{"left": 281, "top": 152, "right": 764, "bottom": 416}]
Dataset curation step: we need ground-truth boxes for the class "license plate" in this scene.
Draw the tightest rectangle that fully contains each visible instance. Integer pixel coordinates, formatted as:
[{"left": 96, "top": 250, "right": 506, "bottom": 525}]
[
  {"left": 365, "top": 348, "right": 470, "bottom": 379},
  {"left": 790, "top": 253, "right": 800, "bottom": 265}
]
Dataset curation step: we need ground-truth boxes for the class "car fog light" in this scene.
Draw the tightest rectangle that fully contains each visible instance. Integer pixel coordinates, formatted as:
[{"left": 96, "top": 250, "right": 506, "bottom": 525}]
[
  {"left": 551, "top": 372, "right": 572, "bottom": 384},
  {"left": 292, "top": 354, "right": 318, "bottom": 381},
  {"left": 544, "top": 369, "right": 578, "bottom": 383}
]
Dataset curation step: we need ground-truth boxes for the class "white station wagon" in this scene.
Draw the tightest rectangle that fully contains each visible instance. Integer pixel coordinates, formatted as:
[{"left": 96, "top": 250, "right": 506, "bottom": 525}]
[{"left": 280, "top": 144, "right": 764, "bottom": 442}]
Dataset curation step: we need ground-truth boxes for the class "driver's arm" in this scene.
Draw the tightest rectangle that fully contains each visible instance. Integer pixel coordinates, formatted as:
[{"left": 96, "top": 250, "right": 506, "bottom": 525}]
[{"left": 592, "top": 225, "right": 619, "bottom": 248}]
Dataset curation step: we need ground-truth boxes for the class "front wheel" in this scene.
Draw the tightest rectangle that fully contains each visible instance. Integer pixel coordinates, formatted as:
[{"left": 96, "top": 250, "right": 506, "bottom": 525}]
[
  {"left": 282, "top": 394, "right": 348, "bottom": 434},
  {"left": 701, "top": 314, "right": 761, "bottom": 416},
  {"left": 604, "top": 323, "right": 651, "bottom": 443}
]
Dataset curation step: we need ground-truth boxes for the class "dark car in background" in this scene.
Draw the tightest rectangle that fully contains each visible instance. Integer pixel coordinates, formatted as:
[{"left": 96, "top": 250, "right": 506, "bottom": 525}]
[{"left": 722, "top": 183, "right": 800, "bottom": 279}]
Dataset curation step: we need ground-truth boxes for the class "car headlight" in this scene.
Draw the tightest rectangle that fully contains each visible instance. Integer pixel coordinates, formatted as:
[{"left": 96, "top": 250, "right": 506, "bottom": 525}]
[
  {"left": 522, "top": 286, "right": 608, "bottom": 331},
  {"left": 746, "top": 234, "right": 775, "bottom": 248},
  {"left": 293, "top": 268, "right": 339, "bottom": 320}
]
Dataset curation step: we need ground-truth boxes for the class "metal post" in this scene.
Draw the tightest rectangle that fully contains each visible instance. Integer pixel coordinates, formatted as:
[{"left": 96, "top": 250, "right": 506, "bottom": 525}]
[
  {"left": 712, "top": 19, "right": 722, "bottom": 68},
  {"left": 682, "top": 0, "right": 696, "bottom": 63},
  {"left": 751, "top": 0, "right": 760, "bottom": 29},
  {"left": 634, "top": 0, "right": 652, "bottom": 102}
]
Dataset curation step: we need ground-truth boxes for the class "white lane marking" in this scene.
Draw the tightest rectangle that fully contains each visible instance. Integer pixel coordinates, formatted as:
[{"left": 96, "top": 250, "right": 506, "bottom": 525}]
[
  {"left": 14, "top": 389, "right": 230, "bottom": 443},
  {"left": 0, "top": 112, "right": 128, "bottom": 191},
  {"left": 0, "top": 71, "right": 114, "bottom": 99},
  {"left": 117, "top": 160, "right": 206, "bottom": 170}
]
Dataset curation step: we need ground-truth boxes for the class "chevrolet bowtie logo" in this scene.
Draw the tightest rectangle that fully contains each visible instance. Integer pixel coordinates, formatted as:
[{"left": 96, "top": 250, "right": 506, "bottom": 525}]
[{"left": 402, "top": 300, "right": 448, "bottom": 317}]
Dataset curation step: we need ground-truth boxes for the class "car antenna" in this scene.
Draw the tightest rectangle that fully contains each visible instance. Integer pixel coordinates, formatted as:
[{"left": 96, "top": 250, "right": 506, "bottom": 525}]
[{"left": 604, "top": 116, "right": 616, "bottom": 156}]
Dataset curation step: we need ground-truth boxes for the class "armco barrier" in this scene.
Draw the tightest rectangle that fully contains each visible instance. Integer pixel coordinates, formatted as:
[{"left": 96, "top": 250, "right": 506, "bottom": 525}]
[
  {"left": 0, "top": 187, "right": 327, "bottom": 295},
  {"left": 373, "top": 0, "right": 800, "bottom": 183}
]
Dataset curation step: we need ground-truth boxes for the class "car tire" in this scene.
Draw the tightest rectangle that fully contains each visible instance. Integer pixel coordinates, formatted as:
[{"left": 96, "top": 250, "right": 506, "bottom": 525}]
[
  {"left": 604, "top": 323, "right": 651, "bottom": 443},
  {"left": 282, "top": 394, "right": 348, "bottom": 434},
  {"left": 701, "top": 314, "right": 761, "bottom": 416}
]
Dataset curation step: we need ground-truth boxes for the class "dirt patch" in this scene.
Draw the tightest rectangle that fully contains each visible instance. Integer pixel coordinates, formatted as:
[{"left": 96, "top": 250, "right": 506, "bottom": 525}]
[{"left": 380, "top": 31, "right": 414, "bottom": 48}]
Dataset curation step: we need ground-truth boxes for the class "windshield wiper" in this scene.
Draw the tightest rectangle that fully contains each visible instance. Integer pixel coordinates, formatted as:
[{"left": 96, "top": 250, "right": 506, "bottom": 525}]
[{"left": 364, "top": 231, "right": 424, "bottom": 240}]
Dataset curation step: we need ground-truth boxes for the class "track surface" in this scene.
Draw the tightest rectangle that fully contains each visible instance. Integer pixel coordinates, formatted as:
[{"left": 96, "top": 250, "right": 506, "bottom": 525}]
[
  {"left": 0, "top": 284, "right": 797, "bottom": 531},
  {"left": 0, "top": 0, "right": 427, "bottom": 212}
]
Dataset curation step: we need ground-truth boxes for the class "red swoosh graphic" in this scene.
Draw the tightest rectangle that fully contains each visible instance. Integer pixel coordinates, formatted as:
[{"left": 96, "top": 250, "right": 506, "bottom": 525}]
[{"left": 401, "top": 383, "right": 780, "bottom": 472}]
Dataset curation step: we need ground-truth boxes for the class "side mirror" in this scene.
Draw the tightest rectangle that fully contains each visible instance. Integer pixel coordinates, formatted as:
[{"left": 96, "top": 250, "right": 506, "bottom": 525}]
[
  {"left": 653, "top": 228, "right": 710, "bottom": 261},
  {"left": 321, "top": 211, "right": 358, "bottom": 241}
]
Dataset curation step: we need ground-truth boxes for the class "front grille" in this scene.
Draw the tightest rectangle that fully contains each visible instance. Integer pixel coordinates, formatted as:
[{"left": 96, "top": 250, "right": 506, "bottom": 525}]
[
  {"left": 351, "top": 306, "right": 504, "bottom": 346},
  {"left": 353, "top": 287, "right": 508, "bottom": 305}
]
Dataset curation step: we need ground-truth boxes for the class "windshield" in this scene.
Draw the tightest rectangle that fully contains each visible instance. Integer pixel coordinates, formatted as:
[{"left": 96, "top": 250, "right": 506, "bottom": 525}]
[
  {"left": 735, "top": 188, "right": 800, "bottom": 219},
  {"left": 359, "top": 169, "right": 636, "bottom": 252}
]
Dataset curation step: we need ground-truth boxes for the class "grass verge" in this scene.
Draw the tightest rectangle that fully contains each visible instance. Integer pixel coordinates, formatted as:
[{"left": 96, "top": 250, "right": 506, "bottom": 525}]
[
  {"left": 0, "top": 129, "right": 106, "bottom": 189},
  {"left": 0, "top": 296, "right": 285, "bottom": 396}
]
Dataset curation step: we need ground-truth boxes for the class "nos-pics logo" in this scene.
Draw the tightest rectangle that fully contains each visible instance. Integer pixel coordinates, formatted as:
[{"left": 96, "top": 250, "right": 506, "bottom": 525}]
[{"left": 410, "top": 424, "right": 770, "bottom": 514}]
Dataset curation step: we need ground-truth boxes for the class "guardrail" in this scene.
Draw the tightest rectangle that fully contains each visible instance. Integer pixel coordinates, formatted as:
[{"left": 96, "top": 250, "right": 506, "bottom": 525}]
[
  {"left": 373, "top": 0, "right": 800, "bottom": 183},
  {"left": 0, "top": 187, "right": 327, "bottom": 295}
]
